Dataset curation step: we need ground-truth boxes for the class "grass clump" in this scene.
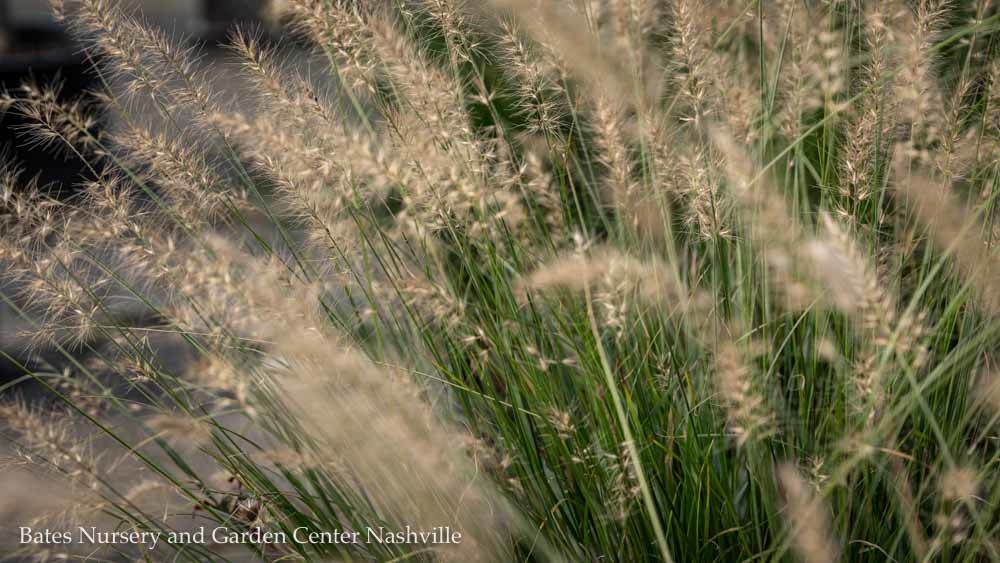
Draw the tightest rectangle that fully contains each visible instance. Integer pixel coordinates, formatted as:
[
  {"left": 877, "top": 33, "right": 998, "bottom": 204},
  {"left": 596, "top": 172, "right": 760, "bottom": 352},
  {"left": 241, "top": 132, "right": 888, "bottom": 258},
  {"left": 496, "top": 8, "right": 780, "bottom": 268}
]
[{"left": 1, "top": 0, "right": 999, "bottom": 561}]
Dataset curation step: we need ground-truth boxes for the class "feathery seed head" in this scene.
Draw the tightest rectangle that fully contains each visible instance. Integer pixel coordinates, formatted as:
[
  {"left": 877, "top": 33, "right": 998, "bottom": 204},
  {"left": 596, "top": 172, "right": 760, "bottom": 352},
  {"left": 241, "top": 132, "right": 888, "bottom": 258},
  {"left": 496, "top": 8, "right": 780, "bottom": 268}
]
[{"left": 776, "top": 463, "right": 840, "bottom": 563}]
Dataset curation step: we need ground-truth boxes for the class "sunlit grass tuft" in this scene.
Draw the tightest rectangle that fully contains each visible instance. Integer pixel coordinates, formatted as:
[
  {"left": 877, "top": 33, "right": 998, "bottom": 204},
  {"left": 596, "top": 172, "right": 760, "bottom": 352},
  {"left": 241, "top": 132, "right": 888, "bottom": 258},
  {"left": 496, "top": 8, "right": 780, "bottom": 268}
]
[{"left": 1, "top": 0, "right": 999, "bottom": 561}]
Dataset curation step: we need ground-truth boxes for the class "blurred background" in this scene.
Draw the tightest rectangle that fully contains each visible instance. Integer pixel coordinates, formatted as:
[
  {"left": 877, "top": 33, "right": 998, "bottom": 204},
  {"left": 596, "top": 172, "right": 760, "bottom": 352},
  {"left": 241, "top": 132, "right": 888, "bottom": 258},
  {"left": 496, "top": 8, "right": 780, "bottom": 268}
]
[
  {"left": 1, "top": 0, "right": 273, "bottom": 387},
  {"left": 2, "top": 0, "right": 270, "bottom": 183}
]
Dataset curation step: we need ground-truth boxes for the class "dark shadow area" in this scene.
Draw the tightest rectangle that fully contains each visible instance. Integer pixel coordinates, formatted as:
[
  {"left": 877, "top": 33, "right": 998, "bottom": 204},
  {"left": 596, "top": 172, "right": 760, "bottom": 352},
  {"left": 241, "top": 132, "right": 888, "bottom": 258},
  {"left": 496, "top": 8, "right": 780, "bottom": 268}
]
[{"left": 1, "top": 25, "right": 94, "bottom": 190}]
